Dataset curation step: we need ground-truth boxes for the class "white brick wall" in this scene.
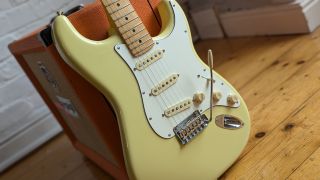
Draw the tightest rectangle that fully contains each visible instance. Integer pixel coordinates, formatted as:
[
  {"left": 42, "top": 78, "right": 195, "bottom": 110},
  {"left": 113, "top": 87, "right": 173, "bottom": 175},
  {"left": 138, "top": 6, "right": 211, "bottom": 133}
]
[{"left": 0, "top": 0, "right": 93, "bottom": 172}]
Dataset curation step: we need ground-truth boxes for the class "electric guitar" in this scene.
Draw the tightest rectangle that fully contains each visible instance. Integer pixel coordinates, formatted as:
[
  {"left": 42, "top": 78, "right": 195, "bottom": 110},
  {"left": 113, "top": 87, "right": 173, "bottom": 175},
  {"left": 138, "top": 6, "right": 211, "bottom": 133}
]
[{"left": 52, "top": 0, "right": 250, "bottom": 179}]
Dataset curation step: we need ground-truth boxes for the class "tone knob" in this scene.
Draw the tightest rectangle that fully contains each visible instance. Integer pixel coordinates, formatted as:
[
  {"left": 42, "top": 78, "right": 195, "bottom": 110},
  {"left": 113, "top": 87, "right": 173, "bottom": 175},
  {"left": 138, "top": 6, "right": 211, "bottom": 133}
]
[
  {"left": 227, "top": 94, "right": 239, "bottom": 105},
  {"left": 193, "top": 92, "right": 205, "bottom": 104},
  {"left": 212, "top": 91, "right": 222, "bottom": 101}
]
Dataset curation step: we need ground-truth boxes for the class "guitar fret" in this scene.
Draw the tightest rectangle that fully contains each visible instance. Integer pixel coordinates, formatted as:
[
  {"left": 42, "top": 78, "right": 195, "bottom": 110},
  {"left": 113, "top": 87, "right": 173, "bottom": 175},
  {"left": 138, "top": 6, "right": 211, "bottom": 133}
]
[
  {"left": 122, "top": 21, "right": 142, "bottom": 36},
  {"left": 114, "top": 11, "right": 137, "bottom": 27},
  {"left": 102, "top": 0, "right": 154, "bottom": 56},
  {"left": 115, "top": 15, "right": 138, "bottom": 28},
  {"left": 127, "top": 31, "right": 148, "bottom": 45},
  {"left": 101, "top": 0, "right": 120, "bottom": 7},
  {"left": 132, "top": 39, "right": 154, "bottom": 56},
  {"left": 128, "top": 34, "right": 151, "bottom": 50},
  {"left": 122, "top": 23, "right": 145, "bottom": 39},
  {"left": 119, "top": 18, "right": 141, "bottom": 34},
  {"left": 106, "top": 0, "right": 130, "bottom": 14},
  {"left": 110, "top": 5, "right": 134, "bottom": 21},
  {"left": 126, "top": 29, "right": 149, "bottom": 43}
]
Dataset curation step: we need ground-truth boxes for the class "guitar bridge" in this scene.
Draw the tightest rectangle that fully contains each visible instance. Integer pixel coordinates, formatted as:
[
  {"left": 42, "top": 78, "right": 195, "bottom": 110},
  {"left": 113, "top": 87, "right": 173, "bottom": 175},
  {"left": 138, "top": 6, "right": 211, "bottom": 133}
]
[{"left": 173, "top": 110, "right": 209, "bottom": 145}]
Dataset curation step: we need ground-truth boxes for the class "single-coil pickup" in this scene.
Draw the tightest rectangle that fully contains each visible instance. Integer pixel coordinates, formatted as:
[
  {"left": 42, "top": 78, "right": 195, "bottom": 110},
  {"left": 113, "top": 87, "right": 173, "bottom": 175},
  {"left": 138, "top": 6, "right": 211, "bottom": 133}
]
[
  {"left": 135, "top": 49, "right": 165, "bottom": 71},
  {"left": 164, "top": 98, "right": 192, "bottom": 117},
  {"left": 151, "top": 74, "right": 179, "bottom": 96}
]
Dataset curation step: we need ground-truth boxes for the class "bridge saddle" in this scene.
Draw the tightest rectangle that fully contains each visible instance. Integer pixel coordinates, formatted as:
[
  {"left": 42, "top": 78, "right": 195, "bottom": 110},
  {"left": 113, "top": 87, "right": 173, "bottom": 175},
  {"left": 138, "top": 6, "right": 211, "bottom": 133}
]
[{"left": 173, "top": 110, "right": 209, "bottom": 144}]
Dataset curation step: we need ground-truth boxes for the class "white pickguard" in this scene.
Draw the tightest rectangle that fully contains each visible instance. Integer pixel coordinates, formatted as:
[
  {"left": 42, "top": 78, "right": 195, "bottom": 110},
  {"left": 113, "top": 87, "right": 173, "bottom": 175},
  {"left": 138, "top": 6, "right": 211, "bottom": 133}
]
[{"left": 115, "top": 1, "right": 240, "bottom": 138}]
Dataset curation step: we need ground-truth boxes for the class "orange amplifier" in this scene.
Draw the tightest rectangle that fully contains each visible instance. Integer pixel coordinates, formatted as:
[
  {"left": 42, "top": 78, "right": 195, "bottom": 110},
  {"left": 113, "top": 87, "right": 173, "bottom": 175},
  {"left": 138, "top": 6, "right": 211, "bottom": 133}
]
[{"left": 8, "top": 1, "right": 161, "bottom": 179}]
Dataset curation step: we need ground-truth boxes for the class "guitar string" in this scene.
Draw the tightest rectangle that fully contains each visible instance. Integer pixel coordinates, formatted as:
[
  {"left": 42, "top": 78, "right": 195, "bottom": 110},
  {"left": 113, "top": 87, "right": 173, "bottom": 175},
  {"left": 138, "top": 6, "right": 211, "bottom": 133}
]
[
  {"left": 138, "top": 70, "right": 176, "bottom": 128},
  {"left": 140, "top": 52, "right": 180, "bottom": 125},
  {"left": 143, "top": 16, "right": 195, "bottom": 123},
  {"left": 117, "top": 24, "right": 180, "bottom": 126},
  {"left": 147, "top": 42, "right": 192, "bottom": 121},
  {"left": 108, "top": 1, "right": 179, "bottom": 126},
  {"left": 144, "top": 64, "right": 181, "bottom": 128},
  {"left": 145, "top": 57, "right": 181, "bottom": 125},
  {"left": 105, "top": 1, "right": 181, "bottom": 133},
  {"left": 136, "top": 52, "right": 179, "bottom": 126},
  {"left": 140, "top": 24, "right": 195, "bottom": 124},
  {"left": 155, "top": 51, "right": 191, "bottom": 121},
  {"left": 153, "top": 7, "right": 195, "bottom": 120},
  {"left": 157, "top": 2, "right": 198, "bottom": 124},
  {"left": 109, "top": 0, "right": 185, "bottom": 126},
  {"left": 151, "top": 52, "right": 186, "bottom": 123},
  {"left": 146, "top": 48, "right": 187, "bottom": 124}
]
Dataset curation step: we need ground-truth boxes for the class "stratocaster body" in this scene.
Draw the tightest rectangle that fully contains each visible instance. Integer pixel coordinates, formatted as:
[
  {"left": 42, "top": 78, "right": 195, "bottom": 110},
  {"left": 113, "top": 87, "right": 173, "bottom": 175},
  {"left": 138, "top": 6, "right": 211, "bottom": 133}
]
[{"left": 52, "top": 1, "right": 250, "bottom": 179}]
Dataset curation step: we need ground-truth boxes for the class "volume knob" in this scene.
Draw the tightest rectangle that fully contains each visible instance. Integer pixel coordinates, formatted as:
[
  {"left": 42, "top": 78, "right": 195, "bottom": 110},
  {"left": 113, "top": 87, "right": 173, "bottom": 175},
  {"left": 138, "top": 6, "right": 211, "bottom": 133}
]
[
  {"left": 212, "top": 91, "right": 222, "bottom": 101},
  {"left": 227, "top": 94, "right": 239, "bottom": 105},
  {"left": 193, "top": 92, "right": 205, "bottom": 104}
]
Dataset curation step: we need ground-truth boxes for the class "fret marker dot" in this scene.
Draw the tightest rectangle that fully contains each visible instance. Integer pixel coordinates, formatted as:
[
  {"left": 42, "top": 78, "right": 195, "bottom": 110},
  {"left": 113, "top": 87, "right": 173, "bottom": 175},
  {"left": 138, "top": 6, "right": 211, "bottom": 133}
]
[
  {"left": 125, "top": 17, "right": 128, "bottom": 20},
  {"left": 117, "top": 3, "right": 120, "bottom": 6},
  {"left": 139, "top": 40, "right": 142, "bottom": 43},
  {"left": 132, "top": 29, "right": 136, "bottom": 32}
]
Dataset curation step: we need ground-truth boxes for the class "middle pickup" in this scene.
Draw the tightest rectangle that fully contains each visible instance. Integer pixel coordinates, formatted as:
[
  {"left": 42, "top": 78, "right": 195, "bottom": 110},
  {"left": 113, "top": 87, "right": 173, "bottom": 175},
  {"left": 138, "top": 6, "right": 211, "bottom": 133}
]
[{"left": 151, "top": 74, "right": 179, "bottom": 96}]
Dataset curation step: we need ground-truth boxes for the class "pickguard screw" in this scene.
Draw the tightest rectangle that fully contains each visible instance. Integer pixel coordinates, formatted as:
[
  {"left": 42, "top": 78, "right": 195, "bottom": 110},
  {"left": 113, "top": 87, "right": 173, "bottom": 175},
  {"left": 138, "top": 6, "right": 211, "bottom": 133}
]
[
  {"left": 184, "top": 30, "right": 187, "bottom": 33},
  {"left": 117, "top": 46, "right": 120, "bottom": 50},
  {"left": 197, "top": 75, "right": 200, "bottom": 78},
  {"left": 142, "top": 92, "right": 145, "bottom": 95},
  {"left": 168, "top": 134, "right": 171, "bottom": 137},
  {"left": 221, "top": 82, "right": 224, "bottom": 85},
  {"left": 149, "top": 117, "right": 152, "bottom": 120},
  {"left": 203, "top": 69, "right": 206, "bottom": 71},
  {"left": 156, "top": 42, "right": 159, "bottom": 45}
]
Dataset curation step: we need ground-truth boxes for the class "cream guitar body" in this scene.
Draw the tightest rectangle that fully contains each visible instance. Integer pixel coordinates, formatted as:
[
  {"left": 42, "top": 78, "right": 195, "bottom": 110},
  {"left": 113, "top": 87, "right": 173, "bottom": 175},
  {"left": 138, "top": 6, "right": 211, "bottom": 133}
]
[{"left": 52, "top": 0, "right": 250, "bottom": 179}]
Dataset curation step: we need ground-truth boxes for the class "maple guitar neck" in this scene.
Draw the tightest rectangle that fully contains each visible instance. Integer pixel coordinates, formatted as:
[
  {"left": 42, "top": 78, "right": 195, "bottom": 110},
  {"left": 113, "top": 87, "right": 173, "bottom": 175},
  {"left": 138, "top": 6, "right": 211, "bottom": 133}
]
[{"left": 101, "top": 0, "right": 155, "bottom": 57}]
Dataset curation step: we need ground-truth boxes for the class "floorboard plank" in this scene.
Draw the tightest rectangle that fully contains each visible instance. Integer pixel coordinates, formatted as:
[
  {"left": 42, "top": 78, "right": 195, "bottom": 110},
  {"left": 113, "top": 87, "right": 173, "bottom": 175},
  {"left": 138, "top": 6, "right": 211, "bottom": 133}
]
[
  {"left": 222, "top": 89, "right": 320, "bottom": 179},
  {"left": 0, "top": 134, "right": 84, "bottom": 180},
  {"left": 288, "top": 147, "right": 320, "bottom": 180},
  {"left": 215, "top": 36, "right": 302, "bottom": 88},
  {"left": 221, "top": 53, "right": 320, "bottom": 179},
  {"left": 240, "top": 31, "right": 320, "bottom": 109},
  {"left": 195, "top": 37, "right": 253, "bottom": 66}
]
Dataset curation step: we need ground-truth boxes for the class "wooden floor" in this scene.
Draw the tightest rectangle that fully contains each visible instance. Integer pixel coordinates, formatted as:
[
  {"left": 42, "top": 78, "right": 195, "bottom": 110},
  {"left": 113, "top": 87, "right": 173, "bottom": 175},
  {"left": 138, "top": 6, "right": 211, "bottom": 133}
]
[{"left": 3, "top": 29, "right": 320, "bottom": 179}]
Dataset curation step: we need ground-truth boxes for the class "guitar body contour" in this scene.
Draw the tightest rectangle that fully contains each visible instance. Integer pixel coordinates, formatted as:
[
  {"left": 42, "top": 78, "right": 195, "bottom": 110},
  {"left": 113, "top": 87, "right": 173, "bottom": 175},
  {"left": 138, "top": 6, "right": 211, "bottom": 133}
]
[{"left": 52, "top": 0, "right": 250, "bottom": 179}]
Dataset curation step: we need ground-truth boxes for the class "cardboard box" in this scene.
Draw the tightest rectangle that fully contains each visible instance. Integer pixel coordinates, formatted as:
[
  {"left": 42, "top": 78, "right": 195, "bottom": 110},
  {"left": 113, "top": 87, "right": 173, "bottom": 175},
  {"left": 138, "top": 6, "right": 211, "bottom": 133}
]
[
  {"left": 190, "top": 7, "right": 224, "bottom": 39},
  {"left": 219, "top": 0, "right": 320, "bottom": 37}
]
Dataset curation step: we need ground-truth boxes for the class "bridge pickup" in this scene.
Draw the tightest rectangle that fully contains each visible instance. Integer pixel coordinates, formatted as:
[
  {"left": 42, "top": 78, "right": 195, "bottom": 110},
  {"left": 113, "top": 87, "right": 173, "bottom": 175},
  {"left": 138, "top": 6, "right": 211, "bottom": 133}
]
[
  {"left": 135, "top": 49, "right": 165, "bottom": 71},
  {"left": 151, "top": 74, "right": 179, "bottom": 96},
  {"left": 164, "top": 98, "right": 192, "bottom": 117},
  {"left": 173, "top": 110, "right": 209, "bottom": 145}
]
